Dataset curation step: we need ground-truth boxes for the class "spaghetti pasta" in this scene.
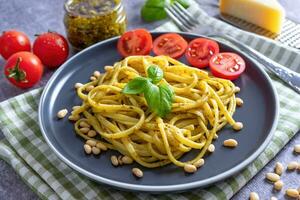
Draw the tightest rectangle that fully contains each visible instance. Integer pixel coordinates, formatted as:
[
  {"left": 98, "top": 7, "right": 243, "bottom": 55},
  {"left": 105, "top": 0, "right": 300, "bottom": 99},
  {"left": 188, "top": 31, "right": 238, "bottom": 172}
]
[{"left": 70, "top": 55, "right": 241, "bottom": 170}]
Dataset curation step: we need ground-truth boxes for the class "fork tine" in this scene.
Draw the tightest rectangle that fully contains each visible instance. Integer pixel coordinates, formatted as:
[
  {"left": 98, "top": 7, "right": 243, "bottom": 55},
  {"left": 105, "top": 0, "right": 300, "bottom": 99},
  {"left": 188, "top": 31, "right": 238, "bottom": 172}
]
[
  {"left": 170, "top": 3, "right": 194, "bottom": 28},
  {"left": 165, "top": 6, "right": 191, "bottom": 32},
  {"left": 174, "top": 2, "right": 199, "bottom": 25}
]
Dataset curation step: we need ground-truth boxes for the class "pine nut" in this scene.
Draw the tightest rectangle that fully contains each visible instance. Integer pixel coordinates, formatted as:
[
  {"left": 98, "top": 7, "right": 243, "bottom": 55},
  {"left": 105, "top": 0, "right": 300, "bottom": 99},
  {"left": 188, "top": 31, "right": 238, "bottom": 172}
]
[
  {"left": 266, "top": 173, "right": 280, "bottom": 182},
  {"left": 86, "top": 85, "right": 94, "bottom": 92},
  {"left": 294, "top": 144, "right": 300, "bottom": 154},
  {"left": 194, "top": 159, "right": 205, "bottom": 168},
  {"left": 274, "top": 180, "right": 283, "bottom": 191},
  {"left": 249, "top": 192, "right": 259, "bottom": 200},
  {"left": 93, "top": 71, "right": 101, "bottom": 78},
  {"left": 234, "top": 86, "right": 240, "bottom": 93},
  {"left": 74, "top": 82, "right": 83, "bottom": 89},
  {"left": 68, "top": 115, "right": 80, "bottom": 121},
  {"left": 223, "top": 139, "right": 238, "bottom": 148},
  {"left": 236, "top": 98, "right": 243, "bottom": 107},
  {"left": 86, "top": 139, "right": 96, "bottom": 147},
  {"left": 57, "top": 109, "right": 68, "bottom": 119},
  {"left": 96, "top": 142, "right": 107, "bottom": 151},
  {"left": 79, "top": 121, "right": 91, "bottom": 128},
  {"left": 90, "top": 76, "right": 97, "bottom": 81},
  {"left": 87, "top": 130, "right": 97, "bottom": 137},
  {"left": 184, "top": 164, "right": 197, "bottom": 173},
  {"left": 118, "top": 155, "right": 123, "bottom": 165},
  {"left": 84, "top": 144, "right": 92, "bottom": 154},
  {"left": 104, "top": 66, "right": 113, "bottom": 71},
  {"left": 274, "top": 162, "right": 284, "bottom": 176},
  {"left": 132, "top": 168, "right": 143, "bottom": 178},
  {"left": 233, "top": 122, "right": 243, "bottom": 131},
  {"left": 287, "top": 161, "right": 298, "bottom": 171},
  {"left": 285, "top": 188, "right": 299, "bottom": 198},
  {"left": 111, "top": 155, "right": 119, "bottom": 166},
  {"left": 270, "top": 197, "right": 277, "bottom": 200},
  {"left": 79, "top": 121, "right": 90, "bottom": 128},
  {"left": 92, "top": 147, "right": 100, "bottom": 155},
  {"left": 72, "top": 106, "right": 81, "bottom": 111},
  {"left": 79, "top": 127, "right": 90, "bottom": 134},
  {"left": 122, "top": 156, "right": 133, "bottom": 164},
  {"left": 208, "top": 144, "right": 215, "bottom": 153}
]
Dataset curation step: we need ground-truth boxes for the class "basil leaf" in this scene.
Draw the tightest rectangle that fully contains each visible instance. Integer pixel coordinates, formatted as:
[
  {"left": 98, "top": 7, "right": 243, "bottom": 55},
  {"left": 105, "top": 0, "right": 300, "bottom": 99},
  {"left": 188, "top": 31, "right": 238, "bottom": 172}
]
[
  {"left": 122, "top": 77, "right": 150, "bottom": 94},
  {"left": 147, "top": 65, "right": 163, "bottom": 84},
  {"left": 141, "top": 0, "right": 189, "bottom": 22},
  {"left": 144, "top": 83, "right": 160, "bottom": 111},
  {"left": 141, "top": 0, "right": 167, "bottom": 22},
  {"left": 157, "top": 83, "right": 174, "bottom": 117},
  {"left": 144, "top": 83, "right": 174, "bottom": 118}
]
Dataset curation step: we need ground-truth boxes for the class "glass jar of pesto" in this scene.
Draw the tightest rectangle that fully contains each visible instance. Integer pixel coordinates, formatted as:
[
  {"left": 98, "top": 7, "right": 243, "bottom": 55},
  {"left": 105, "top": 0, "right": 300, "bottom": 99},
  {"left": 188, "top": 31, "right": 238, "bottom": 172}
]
[{"left": 64, "top": 0, "right": 127, "bottom": 50}]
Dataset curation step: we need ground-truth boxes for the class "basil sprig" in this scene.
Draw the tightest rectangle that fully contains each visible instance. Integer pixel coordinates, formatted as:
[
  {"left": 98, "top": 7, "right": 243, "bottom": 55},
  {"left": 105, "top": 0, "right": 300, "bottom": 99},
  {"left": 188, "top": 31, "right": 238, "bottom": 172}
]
[
  {"left": 122, "top": 65, "right": 174, "bottom": 118},
  {"left": 141, "top": 0, "right": 189, "bottom": 22}
]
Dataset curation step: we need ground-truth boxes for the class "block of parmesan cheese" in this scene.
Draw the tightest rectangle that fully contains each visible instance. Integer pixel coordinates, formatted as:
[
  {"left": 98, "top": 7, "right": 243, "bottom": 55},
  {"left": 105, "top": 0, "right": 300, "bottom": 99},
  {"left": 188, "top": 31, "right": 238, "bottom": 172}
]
[{"left": 220, "top": 0, "right": 285, "bottom": 34}]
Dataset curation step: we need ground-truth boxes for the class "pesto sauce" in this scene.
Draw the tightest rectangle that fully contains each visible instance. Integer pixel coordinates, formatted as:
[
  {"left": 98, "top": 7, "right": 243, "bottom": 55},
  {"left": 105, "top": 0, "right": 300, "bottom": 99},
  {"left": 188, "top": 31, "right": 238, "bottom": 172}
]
[{"left": 64, "top": 0, "right": 126, "bottom": 50}]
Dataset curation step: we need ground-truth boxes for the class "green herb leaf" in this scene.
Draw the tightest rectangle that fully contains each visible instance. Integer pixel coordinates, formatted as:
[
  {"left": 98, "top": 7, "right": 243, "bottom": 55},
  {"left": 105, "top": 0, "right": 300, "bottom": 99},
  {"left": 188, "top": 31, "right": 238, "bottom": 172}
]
[
  {"left": 122, "top": 77, "right": 150, "bottom": 94},
  {"left": 141, "top": 0, "right": 167, "bottom": 22},
  {"left": 141, "top": 0, "right": 189, "bottom": 22},
  {"left": 157, "top": 83, "right": 174, "bottom": 117},
  {"left": 122, "top": 65, "right": 174, "bottom": 118},
  {"left": 144, "top": 83, "right": 160, "bottom": 112},
  {"left": 147, "top": 65, "right": 163, "bottom": 84},
  {"left": 144, "top": 83, "right": 174, "bottom": 118}
]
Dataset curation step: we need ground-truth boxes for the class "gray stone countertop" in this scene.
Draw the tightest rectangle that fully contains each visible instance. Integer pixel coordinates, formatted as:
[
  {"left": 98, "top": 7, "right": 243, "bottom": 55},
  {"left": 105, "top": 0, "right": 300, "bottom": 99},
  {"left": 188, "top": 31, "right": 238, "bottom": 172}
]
[{"left": 0, "top": 0, "right": 299, "bottom": 199}]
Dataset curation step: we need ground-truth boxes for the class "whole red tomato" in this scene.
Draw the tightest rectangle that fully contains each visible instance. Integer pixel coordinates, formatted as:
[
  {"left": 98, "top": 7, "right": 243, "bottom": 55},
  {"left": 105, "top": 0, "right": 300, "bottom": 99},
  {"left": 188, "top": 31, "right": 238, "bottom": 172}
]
[
  {"left": 4, "top": 52, "right": 43, "bottom": 88},
  {"left": 0, "top": 30, "right": 31, "bottom": 60},
  {"left": 33, "top": 32, "right": 69, "bottom": 68}
]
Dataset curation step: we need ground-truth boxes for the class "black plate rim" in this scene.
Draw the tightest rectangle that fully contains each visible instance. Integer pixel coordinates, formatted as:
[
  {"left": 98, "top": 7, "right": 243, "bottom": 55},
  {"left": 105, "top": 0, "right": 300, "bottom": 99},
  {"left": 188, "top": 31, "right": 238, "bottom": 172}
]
[{"left": 38, "top": 31, "right": 279, "bottom": 192}]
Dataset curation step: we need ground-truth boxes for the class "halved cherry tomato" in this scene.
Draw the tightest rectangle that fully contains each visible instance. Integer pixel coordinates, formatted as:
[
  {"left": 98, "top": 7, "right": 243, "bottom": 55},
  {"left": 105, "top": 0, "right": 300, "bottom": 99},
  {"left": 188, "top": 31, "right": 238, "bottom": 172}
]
[
  {"left": 117, "top": 29, "right": 152, "bottom": 57},
  {"left": 153, "top": 33, "right": 187, "bottom": 58},
  {"left": 209, "top": 52, "right": 246, "bottom": 80},
  {"left": 185, "top": 38, "right": 219, "bottom": 68}
]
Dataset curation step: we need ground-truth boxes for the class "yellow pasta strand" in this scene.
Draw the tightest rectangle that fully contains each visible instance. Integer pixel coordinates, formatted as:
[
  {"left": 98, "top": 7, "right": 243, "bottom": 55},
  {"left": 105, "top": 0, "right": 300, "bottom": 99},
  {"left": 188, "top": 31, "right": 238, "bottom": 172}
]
[{"left": 71, "top": 55, "right": 239, "bottom": 170}]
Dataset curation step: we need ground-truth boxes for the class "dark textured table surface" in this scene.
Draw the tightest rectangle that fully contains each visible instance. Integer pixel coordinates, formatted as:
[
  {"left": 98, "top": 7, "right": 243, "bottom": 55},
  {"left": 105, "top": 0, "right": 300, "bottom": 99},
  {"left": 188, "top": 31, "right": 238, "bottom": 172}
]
[{"left": 0, "top": 0, "right": 299, "bottom": 199}]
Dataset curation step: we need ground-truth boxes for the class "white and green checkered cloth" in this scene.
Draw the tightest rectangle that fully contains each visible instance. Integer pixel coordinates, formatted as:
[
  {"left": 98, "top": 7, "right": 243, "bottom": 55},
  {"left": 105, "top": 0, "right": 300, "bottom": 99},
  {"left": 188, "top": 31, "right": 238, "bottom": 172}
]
[{"left": 1, "top": 1, "right": 300, "bottom": 199}]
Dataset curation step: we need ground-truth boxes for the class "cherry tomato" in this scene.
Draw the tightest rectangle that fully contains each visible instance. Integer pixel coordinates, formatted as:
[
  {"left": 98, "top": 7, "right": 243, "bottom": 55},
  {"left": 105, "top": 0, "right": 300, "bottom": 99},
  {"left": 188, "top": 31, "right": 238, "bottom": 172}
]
[
  {"left": 0, "top": 30, "right": 31, "bottom": 60},
  {"left": 4, "top": 52, "right": 43, "bottom": 88},
  {"left": 185, "top": 38, "right": 219, "bottom": 68},
  {"left": 153, "top": 33, "right": 188, "bottom": 58},
  {"left": 209, "top": 52, "right": 246, "bottom": 80},
  {"left": 117, "top": 29, "right": 152, "bottom": 57},
  {"left": 33, "top": 32, "right": 69, "bottom": 68}
]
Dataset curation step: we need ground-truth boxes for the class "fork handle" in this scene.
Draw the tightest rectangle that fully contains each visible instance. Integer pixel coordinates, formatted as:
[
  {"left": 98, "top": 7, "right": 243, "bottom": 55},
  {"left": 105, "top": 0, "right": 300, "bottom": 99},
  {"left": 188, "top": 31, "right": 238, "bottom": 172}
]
[{"left": 211, "top": 35, "right": 300, "bottom": 94}]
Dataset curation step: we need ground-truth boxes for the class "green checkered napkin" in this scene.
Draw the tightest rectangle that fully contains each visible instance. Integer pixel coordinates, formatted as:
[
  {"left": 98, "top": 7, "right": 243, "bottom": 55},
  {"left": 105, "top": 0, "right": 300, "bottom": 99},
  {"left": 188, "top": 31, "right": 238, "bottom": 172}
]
[{"left": 1, "top": 1, "right": 300, "bottom": 199}]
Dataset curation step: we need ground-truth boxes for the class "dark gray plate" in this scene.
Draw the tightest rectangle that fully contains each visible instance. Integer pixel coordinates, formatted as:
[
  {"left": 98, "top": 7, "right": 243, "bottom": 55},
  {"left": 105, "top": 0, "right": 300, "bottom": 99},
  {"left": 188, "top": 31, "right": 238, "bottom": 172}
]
[{"left": 39, "top": 32, "right": 279, "bottom": 193}]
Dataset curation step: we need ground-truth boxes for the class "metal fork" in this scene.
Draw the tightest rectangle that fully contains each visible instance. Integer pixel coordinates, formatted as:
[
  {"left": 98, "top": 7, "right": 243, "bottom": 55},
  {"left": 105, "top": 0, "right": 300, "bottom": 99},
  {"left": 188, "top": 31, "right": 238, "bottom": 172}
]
[{"left": 165, "top": 2, "right": 300, "bottom": 94}]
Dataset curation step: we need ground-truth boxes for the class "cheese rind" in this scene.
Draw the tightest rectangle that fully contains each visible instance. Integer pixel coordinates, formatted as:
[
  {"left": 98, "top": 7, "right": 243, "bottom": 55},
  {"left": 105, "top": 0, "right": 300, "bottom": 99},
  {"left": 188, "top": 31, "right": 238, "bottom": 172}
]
[{"left": 220, "top": 0, "right": 285, "bottom": 34}]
